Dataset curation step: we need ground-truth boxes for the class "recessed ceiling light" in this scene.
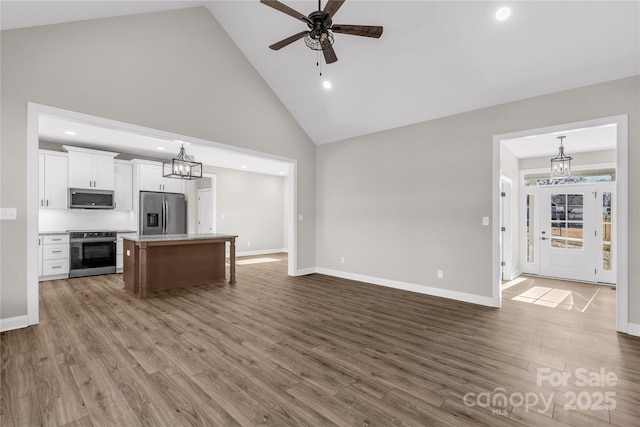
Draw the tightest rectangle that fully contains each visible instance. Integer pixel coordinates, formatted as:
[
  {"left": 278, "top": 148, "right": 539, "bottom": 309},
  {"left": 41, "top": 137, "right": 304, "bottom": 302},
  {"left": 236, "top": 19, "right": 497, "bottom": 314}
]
[
  {"left": 157, "top": 147, "right": 165, "bottom": 151},
  {"left": 64, "top": 130, "right": 76, "bottom": 136},
  {"left": 279, "top": 171, "right": 285, "bottom": 175},
  {"left": 323, "top": 80, "right": 332, "bottom": 89},
  {"left": 496, "top": 7, "right": 511, "bottom": 21},
  {"left": 241, "top": 165, "right": 247, "bottom": 169}
]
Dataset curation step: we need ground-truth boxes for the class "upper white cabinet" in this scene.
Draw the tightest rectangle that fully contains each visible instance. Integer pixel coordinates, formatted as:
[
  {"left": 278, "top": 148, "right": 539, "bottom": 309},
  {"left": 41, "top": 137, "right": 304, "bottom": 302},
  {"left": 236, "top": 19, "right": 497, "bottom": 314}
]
[
  {"left": 114, "top": 161, "right": 133, "bottom": 211},
  {"left": 38, "top": 151, "right": 68, "bottom": 209},
  {"left": 137, "top": 162, "right": 183, "bottom": 193},
  {"left": 64, "top": 146, "right": 118, "bottom": 190}
]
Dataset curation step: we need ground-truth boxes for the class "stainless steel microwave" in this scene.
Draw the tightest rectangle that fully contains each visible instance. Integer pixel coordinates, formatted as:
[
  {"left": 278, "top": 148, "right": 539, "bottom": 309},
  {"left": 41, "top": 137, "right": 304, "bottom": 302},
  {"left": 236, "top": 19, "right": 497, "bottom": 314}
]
[{"left": 69, "top": 188, "right": 115, "bottom": 209}]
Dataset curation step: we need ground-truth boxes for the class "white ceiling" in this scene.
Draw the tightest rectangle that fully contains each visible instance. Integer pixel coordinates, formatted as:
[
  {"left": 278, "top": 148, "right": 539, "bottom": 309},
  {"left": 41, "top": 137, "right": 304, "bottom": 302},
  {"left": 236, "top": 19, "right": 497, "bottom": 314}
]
[
  {"left": 39, "top": 114, "right": 291, "bottom": 176},
  {"left": 502, "top": 123, "right": 617, "bottom": 159},
  {"left": 3, "top": 0, "right": 639, "bottom": 152}
]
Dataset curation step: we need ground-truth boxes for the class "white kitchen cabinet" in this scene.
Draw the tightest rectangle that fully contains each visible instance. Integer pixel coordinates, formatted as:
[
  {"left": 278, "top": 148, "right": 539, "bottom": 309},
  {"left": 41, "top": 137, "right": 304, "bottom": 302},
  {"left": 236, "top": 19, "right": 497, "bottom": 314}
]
[
  {"left": 39, "top": 151, "right": 68, "bottom": 209},
  {"left": 39, "top": 233, "right": 70, "bottom": 280},
  {"left": 114, "top": 161, "right": 133, "bottom": 211},
  {"left": 138, "top": 163, "right": 183, "bottom": 193},
  {"left": 65, "top": 146, "right": 118, "bottom": 190}
]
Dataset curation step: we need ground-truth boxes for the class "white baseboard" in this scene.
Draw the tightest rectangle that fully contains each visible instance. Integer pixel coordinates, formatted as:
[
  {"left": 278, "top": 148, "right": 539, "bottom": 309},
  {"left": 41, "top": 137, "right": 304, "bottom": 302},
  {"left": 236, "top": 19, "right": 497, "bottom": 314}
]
[
  {"left": 315, "top": 267, "right": 498, "bottom": 307},
  {"left": 627, "top": 322, "right": 640, "bottom": 337},
  {"left": 503, "top": 269, "right": 521, "bottom": 281},
  {"left": 294, "top": 267, "right": 316, "bottom": 276},
  {"left": 228, "top": 248, "right": 287, "bottom": 257},
  {"left": 0, "top": 315, "right": 30, "bottom": 332}
]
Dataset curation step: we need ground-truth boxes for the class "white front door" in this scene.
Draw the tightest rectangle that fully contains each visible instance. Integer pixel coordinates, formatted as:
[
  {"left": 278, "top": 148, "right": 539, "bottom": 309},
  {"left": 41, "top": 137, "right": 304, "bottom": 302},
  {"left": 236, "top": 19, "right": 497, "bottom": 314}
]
[
  {"left": 198, "top": 188, "right": 214, "bottom": 233},
  {"left": 539, "top": 185, "right": 596, "bottom": 282}
]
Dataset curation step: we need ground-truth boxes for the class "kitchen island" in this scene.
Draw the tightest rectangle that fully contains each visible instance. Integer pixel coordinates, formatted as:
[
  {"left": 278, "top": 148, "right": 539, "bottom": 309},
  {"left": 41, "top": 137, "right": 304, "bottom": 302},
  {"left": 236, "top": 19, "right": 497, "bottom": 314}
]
[{"left": 122, "top": 233, "right": 237, "bottom": 298}]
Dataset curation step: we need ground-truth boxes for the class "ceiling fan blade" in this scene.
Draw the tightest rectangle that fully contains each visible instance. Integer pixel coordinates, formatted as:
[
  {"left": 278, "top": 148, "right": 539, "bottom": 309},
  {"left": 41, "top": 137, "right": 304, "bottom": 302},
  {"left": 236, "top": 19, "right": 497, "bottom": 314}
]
[
  {"left": 269, "top": 31, "right": 309, "bottom": 50},
  {"left": 331, "top": 24, "right": 383, "bottom": 38},
  {"left": 323, "top": 0, "right": 346, "bottom": 19},
  {"left": 260, "top": 0, "right": 310, "bottom": 24},
  {"left": 322, "top": 42, "right": 338, "bottom": 64}
]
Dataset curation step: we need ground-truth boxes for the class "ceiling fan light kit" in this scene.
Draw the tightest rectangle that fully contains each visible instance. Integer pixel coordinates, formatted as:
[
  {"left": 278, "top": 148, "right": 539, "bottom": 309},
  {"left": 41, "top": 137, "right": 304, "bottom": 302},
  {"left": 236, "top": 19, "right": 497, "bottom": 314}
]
[{"left": 261, "top": 0, "right": 383, "bottom": 65}]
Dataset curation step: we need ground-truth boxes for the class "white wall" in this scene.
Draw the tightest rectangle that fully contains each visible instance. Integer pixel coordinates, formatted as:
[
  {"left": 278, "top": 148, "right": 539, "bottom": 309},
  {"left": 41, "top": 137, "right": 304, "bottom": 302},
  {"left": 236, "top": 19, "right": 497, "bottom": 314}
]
[
  {"left": 0, "top": 7, "right": 315, "bottom": 320},
  {"left": 39, "top": 209, "right": 135, "bottom": 233},
  {"left": 316, "top": 76, "right": 639, "bottom": 324},
  {"left": 185, "top": 167, "right": 287, "bottom": 254},
  {"left": 519, "top": 149, "right": 616, "bottom": 170}
]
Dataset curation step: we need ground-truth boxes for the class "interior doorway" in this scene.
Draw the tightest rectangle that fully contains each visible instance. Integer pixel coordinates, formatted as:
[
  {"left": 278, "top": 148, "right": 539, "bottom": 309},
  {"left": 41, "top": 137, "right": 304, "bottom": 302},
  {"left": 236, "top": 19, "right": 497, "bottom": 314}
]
[
  {"left": 25, "top": 102, "right": 299, "bottom": 329},
  {"left": 492, "top": 114, "right": 629, "bottom": 334}
]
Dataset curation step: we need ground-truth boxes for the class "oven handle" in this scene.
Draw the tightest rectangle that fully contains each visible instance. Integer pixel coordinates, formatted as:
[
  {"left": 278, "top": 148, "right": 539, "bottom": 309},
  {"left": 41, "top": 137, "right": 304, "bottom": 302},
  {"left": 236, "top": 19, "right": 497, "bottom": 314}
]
[{"left": 70, "top": 238, "right": 117, "bottom": 244}]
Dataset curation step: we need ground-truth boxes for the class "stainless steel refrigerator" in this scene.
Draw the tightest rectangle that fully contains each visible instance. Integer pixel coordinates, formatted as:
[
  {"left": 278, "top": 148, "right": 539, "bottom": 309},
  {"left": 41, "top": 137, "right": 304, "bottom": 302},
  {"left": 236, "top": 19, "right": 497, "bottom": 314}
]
[{"left": 139, "top": 191, "right": 186, "bottom": 235}]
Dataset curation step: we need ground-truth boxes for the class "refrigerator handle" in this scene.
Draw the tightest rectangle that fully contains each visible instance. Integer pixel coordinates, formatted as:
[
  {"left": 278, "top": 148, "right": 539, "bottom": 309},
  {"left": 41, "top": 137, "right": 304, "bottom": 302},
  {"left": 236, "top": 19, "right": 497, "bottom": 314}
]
[
  {"left": 163, "top": 200, "right": 167, "bottom": 233},
  {"left": 166, "top": 200, "right": 170, "bottom": 233}
]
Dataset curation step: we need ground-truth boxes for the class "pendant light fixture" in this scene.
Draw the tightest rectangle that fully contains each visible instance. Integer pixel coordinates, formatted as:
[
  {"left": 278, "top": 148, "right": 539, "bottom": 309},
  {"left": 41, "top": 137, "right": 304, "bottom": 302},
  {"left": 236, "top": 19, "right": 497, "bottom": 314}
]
[
  {"left": 163, "top": 144, "right": 202, "bottom": 180},
  {"left": 550, "top": 136, "right": 572, "bottom": 178}
]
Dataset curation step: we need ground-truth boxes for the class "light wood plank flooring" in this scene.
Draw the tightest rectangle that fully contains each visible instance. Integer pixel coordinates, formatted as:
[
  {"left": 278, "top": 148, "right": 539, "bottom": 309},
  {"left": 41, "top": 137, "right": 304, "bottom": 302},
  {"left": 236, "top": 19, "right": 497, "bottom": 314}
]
[{"left": 2, "top": 254, "right": 639, "bottom": 426}]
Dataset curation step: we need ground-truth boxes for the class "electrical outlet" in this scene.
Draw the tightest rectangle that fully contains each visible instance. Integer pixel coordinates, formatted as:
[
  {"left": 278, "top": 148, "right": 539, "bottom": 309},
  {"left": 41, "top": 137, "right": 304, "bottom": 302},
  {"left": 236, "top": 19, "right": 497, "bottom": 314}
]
[
  {"left": 247, "top": 241, "right": 251, "bottom": 247},
  {"left": 221, "top": 214, "right": 225, "bottom": 219},
  {"left": 437, "top": 270, "right": 444, "bottom": 279},
  {"left": 340, "top": 257, "right": 345, "bottom": 264},
  {"left": 482, "top": 216, "right": 490, "bottom": 226},
  {"left": 298, "top": 214, "right": 304, "bottom": 221}
]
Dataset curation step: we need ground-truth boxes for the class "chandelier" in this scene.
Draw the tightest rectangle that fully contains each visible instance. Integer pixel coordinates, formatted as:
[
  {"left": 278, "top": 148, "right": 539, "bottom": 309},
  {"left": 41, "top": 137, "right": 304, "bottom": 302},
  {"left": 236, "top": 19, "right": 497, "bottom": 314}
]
[
  {"left": 550, "top": 136, "right": 572, "bottom": 178},
  {"left": 163, "top": 145, "right": 202, "bottom": 180}
]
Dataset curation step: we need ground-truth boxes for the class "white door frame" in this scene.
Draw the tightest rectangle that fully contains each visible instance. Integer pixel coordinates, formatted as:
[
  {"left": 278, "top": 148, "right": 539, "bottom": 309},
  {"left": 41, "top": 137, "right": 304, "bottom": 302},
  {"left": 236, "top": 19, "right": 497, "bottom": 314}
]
[
  {"left": 500, "top": 176, "right": 513, "bottom": 280},
  {"left": 493, "top": 114, "right": 630, "bottom": 334},
  {"left": 24, "top": 102, "right": 299, "bottom": 329}
]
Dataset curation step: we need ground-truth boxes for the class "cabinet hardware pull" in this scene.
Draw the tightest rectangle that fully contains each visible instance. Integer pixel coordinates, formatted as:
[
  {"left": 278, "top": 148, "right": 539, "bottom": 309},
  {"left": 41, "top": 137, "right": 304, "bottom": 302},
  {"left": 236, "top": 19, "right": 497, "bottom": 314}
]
[
  {"left": 40, "top": 200, "right": 43, "bottom": 206},
  {"left": 46, "top": 200, "right": 49, "bottom": 207},
  {"left": 52, "top": 239, "right": 61, "bottom": 241},
  {"left": 52, "top": 266, "right": 61, "bottom": 269},
  {"left": 52, "top": 250, "right": 62, "bottom": 253}
]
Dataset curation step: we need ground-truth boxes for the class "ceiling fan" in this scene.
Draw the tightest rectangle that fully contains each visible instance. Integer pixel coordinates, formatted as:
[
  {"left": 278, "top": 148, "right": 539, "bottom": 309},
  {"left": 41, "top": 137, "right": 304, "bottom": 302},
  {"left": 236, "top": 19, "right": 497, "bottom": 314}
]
[{"left": 260, "top": 0, "right": 383, "bottom": 64}]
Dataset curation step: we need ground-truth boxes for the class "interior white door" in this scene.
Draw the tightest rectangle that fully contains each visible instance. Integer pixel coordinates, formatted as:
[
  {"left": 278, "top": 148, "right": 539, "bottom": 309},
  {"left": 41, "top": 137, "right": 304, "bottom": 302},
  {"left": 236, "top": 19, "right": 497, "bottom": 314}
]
[
  {"left": 539, "top": 185, "right": 596, "bottom": 282},
  {"left": 198, "top": 188, "right": 214, "bottom": 233}
]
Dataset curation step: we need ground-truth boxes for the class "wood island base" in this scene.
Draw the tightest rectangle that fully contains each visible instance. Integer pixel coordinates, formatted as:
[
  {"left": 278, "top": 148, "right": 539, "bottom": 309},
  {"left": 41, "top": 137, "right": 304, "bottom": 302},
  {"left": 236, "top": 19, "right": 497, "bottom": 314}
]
[{"left": 123, "top": 234, "right": 237, "bottom": 298}]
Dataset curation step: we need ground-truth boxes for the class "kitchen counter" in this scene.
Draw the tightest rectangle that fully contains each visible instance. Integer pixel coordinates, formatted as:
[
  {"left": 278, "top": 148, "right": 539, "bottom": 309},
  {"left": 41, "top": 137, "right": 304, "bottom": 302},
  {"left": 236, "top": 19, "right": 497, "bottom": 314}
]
[
  {"left": 122, "top": 233, "right": 237, "bottom": 297},
  {"left": 123, "top": 233, "right": 237, "bottom": 243},
  {"left": 40, "top": 230, "right": 138, "bottom": 235}
]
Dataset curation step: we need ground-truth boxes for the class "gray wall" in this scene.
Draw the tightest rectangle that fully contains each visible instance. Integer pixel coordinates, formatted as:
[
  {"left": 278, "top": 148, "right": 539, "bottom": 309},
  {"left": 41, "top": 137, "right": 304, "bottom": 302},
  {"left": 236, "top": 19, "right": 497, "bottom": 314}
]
[
  {"left": 317, "top": 76, "right": 639, "bottom": 323},
  {"left": 0, "top": 7, "right": 315, "bottom": 319},
  {"left": 185, "top": 167, "right": 286, "bottom": 253}
]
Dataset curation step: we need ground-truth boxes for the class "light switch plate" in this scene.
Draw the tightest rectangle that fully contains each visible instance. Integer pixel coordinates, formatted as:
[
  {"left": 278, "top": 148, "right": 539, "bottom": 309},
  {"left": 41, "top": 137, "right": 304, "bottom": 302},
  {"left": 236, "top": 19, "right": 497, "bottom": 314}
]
[
  {"left": 482, "top": 216, "right": 490, "bottom": 226},
  {"left": 0, "top": 208, "right": 17, "bottom": 220}
]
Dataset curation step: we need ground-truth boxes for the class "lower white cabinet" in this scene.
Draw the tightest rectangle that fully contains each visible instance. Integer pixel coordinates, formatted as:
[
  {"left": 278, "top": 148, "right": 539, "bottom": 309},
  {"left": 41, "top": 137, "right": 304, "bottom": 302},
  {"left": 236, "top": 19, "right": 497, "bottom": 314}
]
[
  {"left": 117, "top": 233, "right": 137, "bottom": 272},
  {"left": 39, "top": 234, "right": 70, "bottom": 280}
]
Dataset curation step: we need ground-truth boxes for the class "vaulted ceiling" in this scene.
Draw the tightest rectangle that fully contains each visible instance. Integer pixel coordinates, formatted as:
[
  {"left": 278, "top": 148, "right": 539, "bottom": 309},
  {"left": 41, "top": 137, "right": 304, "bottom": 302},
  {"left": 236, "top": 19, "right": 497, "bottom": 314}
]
[{"left": 2, "top": 1, "right": 639, "bottom": 146}]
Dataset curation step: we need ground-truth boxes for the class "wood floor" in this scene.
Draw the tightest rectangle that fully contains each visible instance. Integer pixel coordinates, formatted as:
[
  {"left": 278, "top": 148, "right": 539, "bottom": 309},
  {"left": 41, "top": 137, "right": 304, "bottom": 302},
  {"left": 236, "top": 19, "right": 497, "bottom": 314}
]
[{"left": 2, "top": 254, "right": 639, "bottom": 426}]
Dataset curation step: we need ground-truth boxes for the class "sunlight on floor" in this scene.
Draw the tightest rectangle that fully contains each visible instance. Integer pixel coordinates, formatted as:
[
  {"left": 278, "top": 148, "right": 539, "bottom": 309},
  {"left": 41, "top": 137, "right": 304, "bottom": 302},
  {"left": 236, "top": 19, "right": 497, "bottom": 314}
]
[{"left": 511, "top": 285, "right": 599, "bottom": 312}]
